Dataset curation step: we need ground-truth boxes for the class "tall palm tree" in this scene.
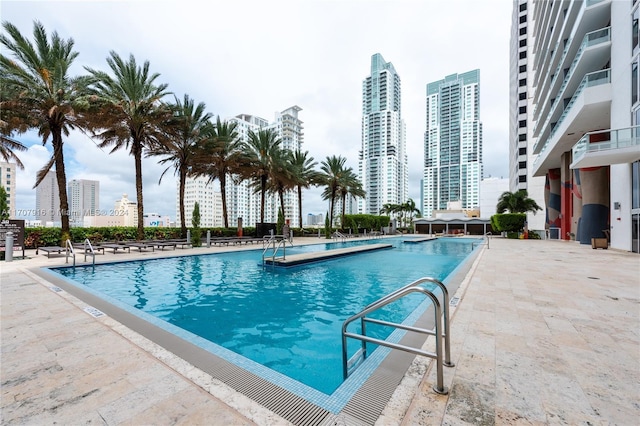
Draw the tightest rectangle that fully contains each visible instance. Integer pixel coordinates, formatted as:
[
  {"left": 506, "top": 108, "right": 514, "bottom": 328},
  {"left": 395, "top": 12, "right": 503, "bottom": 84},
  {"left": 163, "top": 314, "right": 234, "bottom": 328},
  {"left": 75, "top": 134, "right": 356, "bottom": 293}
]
[
  {"left": 290, "top": 149, "right": 319, "bottom": 228},
  {"left": 0, "top": 134, "right": 27, "bottom": 169},
  {"left": 85, "top": 52, "right": 171, "bottom": 240},
  {"left": 146, "top": 94, "right": 211, "bottom": 238},
  {"left": 0, "top": 21, "right": 86, "bottom": 236},
  {"left": 337, "top": 168, "right": 365, "bottom": 228},
  {"left": 496, "top": 190, "right": 542, "bottom": 214},
  {"left": 243, "top": 128, "right": 282, "bottom": 223},
  {"left": 319, "top": 155, "right": 347, "bottom": 228},
  {"left": 402, "top": 198, "right": 421, "bottom": 228},
  {"left": 191, "top": 117, "right": 243, "bottom": 228},
  {"left": 266, "top": 149, "right": 296, "bottom": 223}
]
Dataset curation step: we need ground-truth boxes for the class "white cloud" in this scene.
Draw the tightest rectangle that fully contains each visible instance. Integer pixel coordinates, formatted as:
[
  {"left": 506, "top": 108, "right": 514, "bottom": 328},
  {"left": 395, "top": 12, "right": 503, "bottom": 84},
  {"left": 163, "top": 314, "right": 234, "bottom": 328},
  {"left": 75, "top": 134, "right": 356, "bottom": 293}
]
[{"left": 5, "top": 0, "right": 512, "bottom": 219}]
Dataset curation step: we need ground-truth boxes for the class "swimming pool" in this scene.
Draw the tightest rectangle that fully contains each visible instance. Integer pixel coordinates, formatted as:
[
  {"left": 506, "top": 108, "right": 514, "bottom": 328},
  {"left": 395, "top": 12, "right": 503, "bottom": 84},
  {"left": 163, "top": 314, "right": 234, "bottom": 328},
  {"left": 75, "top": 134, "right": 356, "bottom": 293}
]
[{"left": 47, "top": 237, "right": 479, "bottom": 412}]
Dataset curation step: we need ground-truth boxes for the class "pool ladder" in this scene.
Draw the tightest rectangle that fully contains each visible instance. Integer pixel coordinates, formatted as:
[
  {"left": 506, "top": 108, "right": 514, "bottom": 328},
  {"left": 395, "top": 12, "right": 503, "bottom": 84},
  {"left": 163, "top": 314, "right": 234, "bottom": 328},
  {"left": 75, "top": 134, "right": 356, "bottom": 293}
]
[
  {"left": 261, "top": 235, "right": 291, "bottom": 268},
  {"left": 341, "top": 277, "right": 454, "bottom": 394}
]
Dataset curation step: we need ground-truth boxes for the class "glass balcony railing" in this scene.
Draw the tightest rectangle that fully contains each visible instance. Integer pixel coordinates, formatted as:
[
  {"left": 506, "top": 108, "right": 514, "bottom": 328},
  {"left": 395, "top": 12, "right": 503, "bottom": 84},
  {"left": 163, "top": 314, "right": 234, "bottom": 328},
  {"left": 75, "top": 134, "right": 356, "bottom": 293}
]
[
  {"left": 572, "top": 126, "right": 640, "bottom": 162},
  {"left": 533, "top": 68, "right": 611, "bottom": 157},
  {"left": 533, "top": 27, "right": 611, "bottom": 135}
]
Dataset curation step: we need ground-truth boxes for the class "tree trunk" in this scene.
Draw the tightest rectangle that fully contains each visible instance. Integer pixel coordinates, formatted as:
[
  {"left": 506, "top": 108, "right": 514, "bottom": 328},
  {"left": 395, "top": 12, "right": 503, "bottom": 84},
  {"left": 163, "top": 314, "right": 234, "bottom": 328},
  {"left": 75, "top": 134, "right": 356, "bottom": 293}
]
[
  {"left": 134, "top": 141, "right": 144, "bottom": 241},
  {"left": 278, "top": 188, "right": 285, "bottom": 223},
  {"left": 260, "top": 175, "right": 266, "bottom": 223},
  {"left": 297, "top": 185, "right": 303, "bottom": 229},
  {"left": 220, "top": 173, "right": 228, "bottom": 228},
  {"left": 341, "top": 193, "right": 347, "bottom": 229},
  {"left": 52, "top": 130, "right": 70, "bottom": 239},
  {"left": 179, "top": 167, "right": 187, "bottom": 238}
]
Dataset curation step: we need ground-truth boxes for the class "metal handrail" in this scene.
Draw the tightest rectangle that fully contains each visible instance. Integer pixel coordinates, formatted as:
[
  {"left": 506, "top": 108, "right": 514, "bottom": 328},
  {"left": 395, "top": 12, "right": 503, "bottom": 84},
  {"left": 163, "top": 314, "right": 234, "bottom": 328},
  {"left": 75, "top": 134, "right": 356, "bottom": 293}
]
[
  {"left": 65, "top": 239, "right": 75, "bottom": 267},
  {"left": 261, "top": 235, "right": 290, "bottom": 267},
  {"left": 332, "top": 231, "right": 347, "bottom": 242},
  {"left": 341, "top": 277, "right": 454, "bottom": 395},
  {"left": 472, "top": 232, "right": 491, "bottom": 250},
  {"left": 83, "top": 238, "right": 96, "bottom": 265}
]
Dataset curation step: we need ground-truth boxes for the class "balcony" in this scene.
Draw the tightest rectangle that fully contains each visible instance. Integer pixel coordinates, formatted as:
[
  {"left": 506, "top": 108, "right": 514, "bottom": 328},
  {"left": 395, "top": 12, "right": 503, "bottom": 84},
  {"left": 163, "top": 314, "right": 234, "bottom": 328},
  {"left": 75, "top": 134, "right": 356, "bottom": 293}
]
[
  {"left": 532, "top": 69, "right": 612, "bottom": 176},
  {"left": 570, "top": 126, "right": 640, "bottom": 169},
  {"left": 533, "top": 27, "right": 611, "bottom": 142}
]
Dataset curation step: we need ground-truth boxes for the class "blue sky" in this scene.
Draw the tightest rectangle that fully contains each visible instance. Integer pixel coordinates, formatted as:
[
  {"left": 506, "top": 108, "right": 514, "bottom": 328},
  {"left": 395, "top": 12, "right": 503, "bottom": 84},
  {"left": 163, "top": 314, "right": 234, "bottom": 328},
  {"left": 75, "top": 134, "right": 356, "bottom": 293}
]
[{"left": 3, "top": 0, "right": 512, "bottom": 220}]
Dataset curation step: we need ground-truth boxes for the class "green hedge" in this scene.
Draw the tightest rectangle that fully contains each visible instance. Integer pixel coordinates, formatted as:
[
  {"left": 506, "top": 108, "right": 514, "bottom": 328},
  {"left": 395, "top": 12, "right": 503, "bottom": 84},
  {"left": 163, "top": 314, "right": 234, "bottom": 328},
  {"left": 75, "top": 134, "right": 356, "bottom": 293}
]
[
  {"left": 23, "top": 226, "right": 257, "bottom": 249},
  {"left": 490, "top": 213, "right": 526, "bottom": 233},
  {"left": 342, "top": 214, "right": 390, "bottom": 232}
]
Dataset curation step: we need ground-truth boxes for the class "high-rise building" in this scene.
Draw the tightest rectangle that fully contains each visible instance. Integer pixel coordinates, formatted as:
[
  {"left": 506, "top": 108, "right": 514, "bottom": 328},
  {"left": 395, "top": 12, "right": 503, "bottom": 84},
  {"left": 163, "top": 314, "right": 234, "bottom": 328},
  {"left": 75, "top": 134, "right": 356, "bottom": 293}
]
[
  {"left": 114, "top": 193, "right": 138, "bottom": 227},
  {"left": 423, "top": 70, "right": 483, "bottom": 218},
  {"left": 509, "top": 0, "right": 546, "bottom": 233},
  {"left": 67, "top": 179, "right": 99, "bottom": 227},
  {"left": 0, "top": 162, "right": 16, "bottom": 218},
  {"left": 527, "top": 0, "right": 639, "bottom": 252},
  {"left": 177, "top": 106, "right": 304, "bottom": 230},
  {"left": 177, "top": 177, "right": 223, "bottom": 228},
  {"left": 359, "top": 53, "right": 408, "bottom": 215},
  {"left": 35, "top": 170, "right": 60, "bottom": 224}
]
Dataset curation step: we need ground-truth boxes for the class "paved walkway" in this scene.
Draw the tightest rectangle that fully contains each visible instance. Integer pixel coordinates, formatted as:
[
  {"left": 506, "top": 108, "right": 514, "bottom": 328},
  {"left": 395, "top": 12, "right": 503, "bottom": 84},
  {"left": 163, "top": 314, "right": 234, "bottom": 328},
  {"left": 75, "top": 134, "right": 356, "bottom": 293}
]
[{"left": 1, "top": 237, "right": 638, "bottom": 425}]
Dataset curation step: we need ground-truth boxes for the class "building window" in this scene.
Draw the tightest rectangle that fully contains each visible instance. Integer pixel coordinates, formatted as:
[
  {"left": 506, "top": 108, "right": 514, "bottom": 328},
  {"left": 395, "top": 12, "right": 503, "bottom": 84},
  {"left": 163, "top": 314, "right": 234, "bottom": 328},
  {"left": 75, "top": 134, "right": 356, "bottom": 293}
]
[
  {"left": 519, "top": 51, "right": 527, "bottom": 59},
  {"left": 519, "top": 161, "right": 527, "bottom": 169},
  {"left": 634, "top": 8, "right": 639, "bottom": 52},
  {"left": 519, "top": 79, "right": 527, "bottom": 87},
  {"left": 519, "top": 39, "right": 527, "bottom": 47},
  {"left": 519, "top": 120, "right": 527, "bottom": 128},
  {"left": 519, "top": 147, "right": 527, "bottom": 155},
  {"left": 519, "top": 106, "right": 527, "bottom": 114},
  {"left": 519, "top": 27, "right": 527, "bottom": 36},
  {"left": 633, "top": 61, "right": 638, "bottom": 105},
  {"left": 519, "top": 3, "right": 527, "bottom": 11},
  {"left": 519, "top": 64, "right": 526, "bottom": 73},
  {"left": 519, "top": 134, "right": 527, "bottom": 141},
  {"left": 519, "top": 15, "right": 527, "bottom": 24},
  {"left": 519, "top": 175, "right": 527, "bottom": 183},
  {"left": 519, "top": 92, "right": 526, "bottom": 100}
]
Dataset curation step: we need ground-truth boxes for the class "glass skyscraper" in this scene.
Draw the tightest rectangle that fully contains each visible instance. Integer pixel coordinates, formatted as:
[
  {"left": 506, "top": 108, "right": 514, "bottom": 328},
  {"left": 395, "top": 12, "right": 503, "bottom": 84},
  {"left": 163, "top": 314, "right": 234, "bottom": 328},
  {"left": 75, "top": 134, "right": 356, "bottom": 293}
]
[
  {"left": 359, "top": 53, "right": 408, "bottom": 215},
  {"left": 423, "top": 70, "right": 483, "bottom": 217}
]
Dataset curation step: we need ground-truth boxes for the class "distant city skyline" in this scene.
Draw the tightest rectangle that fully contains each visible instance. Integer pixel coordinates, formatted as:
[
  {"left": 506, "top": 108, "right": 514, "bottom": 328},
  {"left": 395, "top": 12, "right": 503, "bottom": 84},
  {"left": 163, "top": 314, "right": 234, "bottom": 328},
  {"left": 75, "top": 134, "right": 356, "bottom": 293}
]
[{"left": 3, "top": 1, "right": 512, "bottom": 220}]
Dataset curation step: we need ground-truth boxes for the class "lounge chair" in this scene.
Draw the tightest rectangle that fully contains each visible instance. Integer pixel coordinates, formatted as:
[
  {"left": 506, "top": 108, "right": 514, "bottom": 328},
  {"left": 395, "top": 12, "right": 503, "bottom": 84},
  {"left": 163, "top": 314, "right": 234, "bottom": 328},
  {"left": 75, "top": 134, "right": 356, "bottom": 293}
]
[
  {"left": 100, "top": 242, "right": 131, "bottom": 254},
  {"left": 38, "top": 246, "right": 66, "bottom": 258},
  {"left": 126, "top": 241, "right": 155, "bottom": 252}
]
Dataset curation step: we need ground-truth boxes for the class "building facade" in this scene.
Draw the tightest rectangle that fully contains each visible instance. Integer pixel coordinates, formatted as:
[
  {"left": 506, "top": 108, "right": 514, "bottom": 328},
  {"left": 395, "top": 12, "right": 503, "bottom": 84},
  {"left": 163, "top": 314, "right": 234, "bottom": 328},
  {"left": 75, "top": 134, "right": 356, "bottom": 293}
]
[
  {"left": 528, "top": 0, "right": 640, "bottom": 252},
  {"left": 177, "top": 106, "right": 305, "bottom": 230},
  {"left": 423, "top": 70, "right": 483, "bottom": 218},
  {"left": 177, "top": 177, "right": 223, "bottom": 228},
  {"left": 0, "top": 162, "right": 16, "bottom": 218},
  {"left": 67, "top": 179, "right": 99, "bottom": 227},
  {"left": 509, "top": 0, "right": 547, "bottom": 233},
  {"left": 113, "top": 193, "right": 138, "bottom": 227},
  {"left": 35, "top": 170, "right": 60, "bottom": 225},
  {"left": 359, "top": 53, "right": 408, "bottom": 215}
]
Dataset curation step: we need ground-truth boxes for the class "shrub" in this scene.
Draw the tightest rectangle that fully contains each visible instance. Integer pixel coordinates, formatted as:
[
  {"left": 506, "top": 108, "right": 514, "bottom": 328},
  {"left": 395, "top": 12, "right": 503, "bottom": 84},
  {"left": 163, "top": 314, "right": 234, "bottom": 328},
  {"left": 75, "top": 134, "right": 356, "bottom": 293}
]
[{"left": 490, "top": 213, "right": 526, "bottom": 233}]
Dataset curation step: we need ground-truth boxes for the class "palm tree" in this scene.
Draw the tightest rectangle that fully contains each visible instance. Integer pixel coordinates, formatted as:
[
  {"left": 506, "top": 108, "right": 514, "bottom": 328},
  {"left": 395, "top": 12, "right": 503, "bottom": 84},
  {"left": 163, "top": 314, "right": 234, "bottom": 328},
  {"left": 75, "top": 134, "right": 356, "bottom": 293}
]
[
  {"left": 337, "top": 168, "right": 365, "bottom": 229},
  {"left": 0, "top": 21, "right": 85, "bottom": 236},
  {"left": 191, "top": 117, "right": 243, "bottom": 228},
  {"left": 0, "top": 134, "right": 27, "bottom": 169},
  {"left": 402, "top": 198, "right": 421, "bottom": 228},
  {"left": 146, "top": 94, "right": 211, "bottom": 238},
  {"left": 243, "top": 128, "right": 282, "bottom": 223},
  {"left": 290, "top": 150, "right": 319, "bottom": 228},
  {"left": 496, "top": 190, "right": 542, "bottom": 214},
  {"left": 266, "top": 149, "right": 296, "bottom": 224},
  {"left": 85, "top": 52, "right": 171, "bottom": 240},
  {"left": 319, "top": 155, "right": 347, "bottom": 228}
]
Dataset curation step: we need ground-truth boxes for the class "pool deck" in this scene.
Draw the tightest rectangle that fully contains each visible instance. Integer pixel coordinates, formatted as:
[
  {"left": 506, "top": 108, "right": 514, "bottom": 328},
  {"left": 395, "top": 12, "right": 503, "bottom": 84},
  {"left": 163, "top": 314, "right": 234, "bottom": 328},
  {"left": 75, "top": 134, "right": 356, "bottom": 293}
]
[
  {"left": 1, "top": 236, "right": 639, "bottom": 425},
  {"left": 264, "top": 242, "right": 392, "bottom": 266}
]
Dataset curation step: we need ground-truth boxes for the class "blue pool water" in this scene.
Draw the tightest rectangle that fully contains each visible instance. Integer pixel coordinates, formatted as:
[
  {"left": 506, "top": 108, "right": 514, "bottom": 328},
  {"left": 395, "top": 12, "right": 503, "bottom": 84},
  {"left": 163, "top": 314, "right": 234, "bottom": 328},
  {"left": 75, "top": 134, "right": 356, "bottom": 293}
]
[{"left": 49, "top": 237, "right": 477, "bottom": 399}]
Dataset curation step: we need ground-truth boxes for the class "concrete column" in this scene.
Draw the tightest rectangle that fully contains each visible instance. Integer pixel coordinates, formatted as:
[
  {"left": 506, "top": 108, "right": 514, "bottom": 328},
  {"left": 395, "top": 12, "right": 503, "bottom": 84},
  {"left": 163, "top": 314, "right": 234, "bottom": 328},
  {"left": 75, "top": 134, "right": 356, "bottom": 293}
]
[
  {"left": 545, "top": 169, "right": 561, "bottom": 237},
  {"left": 578, "top": 166, "right": 610, "bottom": 245},
  {"left": 560, "top": 153, "right": 573, "bottom": 240},
  {"left": 573, "top": 169, "right": 583, "bottom": 240}
]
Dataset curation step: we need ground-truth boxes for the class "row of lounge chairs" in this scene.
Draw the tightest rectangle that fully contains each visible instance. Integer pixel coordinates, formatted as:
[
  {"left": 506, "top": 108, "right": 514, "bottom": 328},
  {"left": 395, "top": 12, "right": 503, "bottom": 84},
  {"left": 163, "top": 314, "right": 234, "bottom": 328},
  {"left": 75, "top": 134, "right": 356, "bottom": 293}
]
[
  {"left": 38, "top": 239, "right": 192, "bottom": 257},
  {"left": 38, "top": 236, "right": 265, "bottom": 258}
]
